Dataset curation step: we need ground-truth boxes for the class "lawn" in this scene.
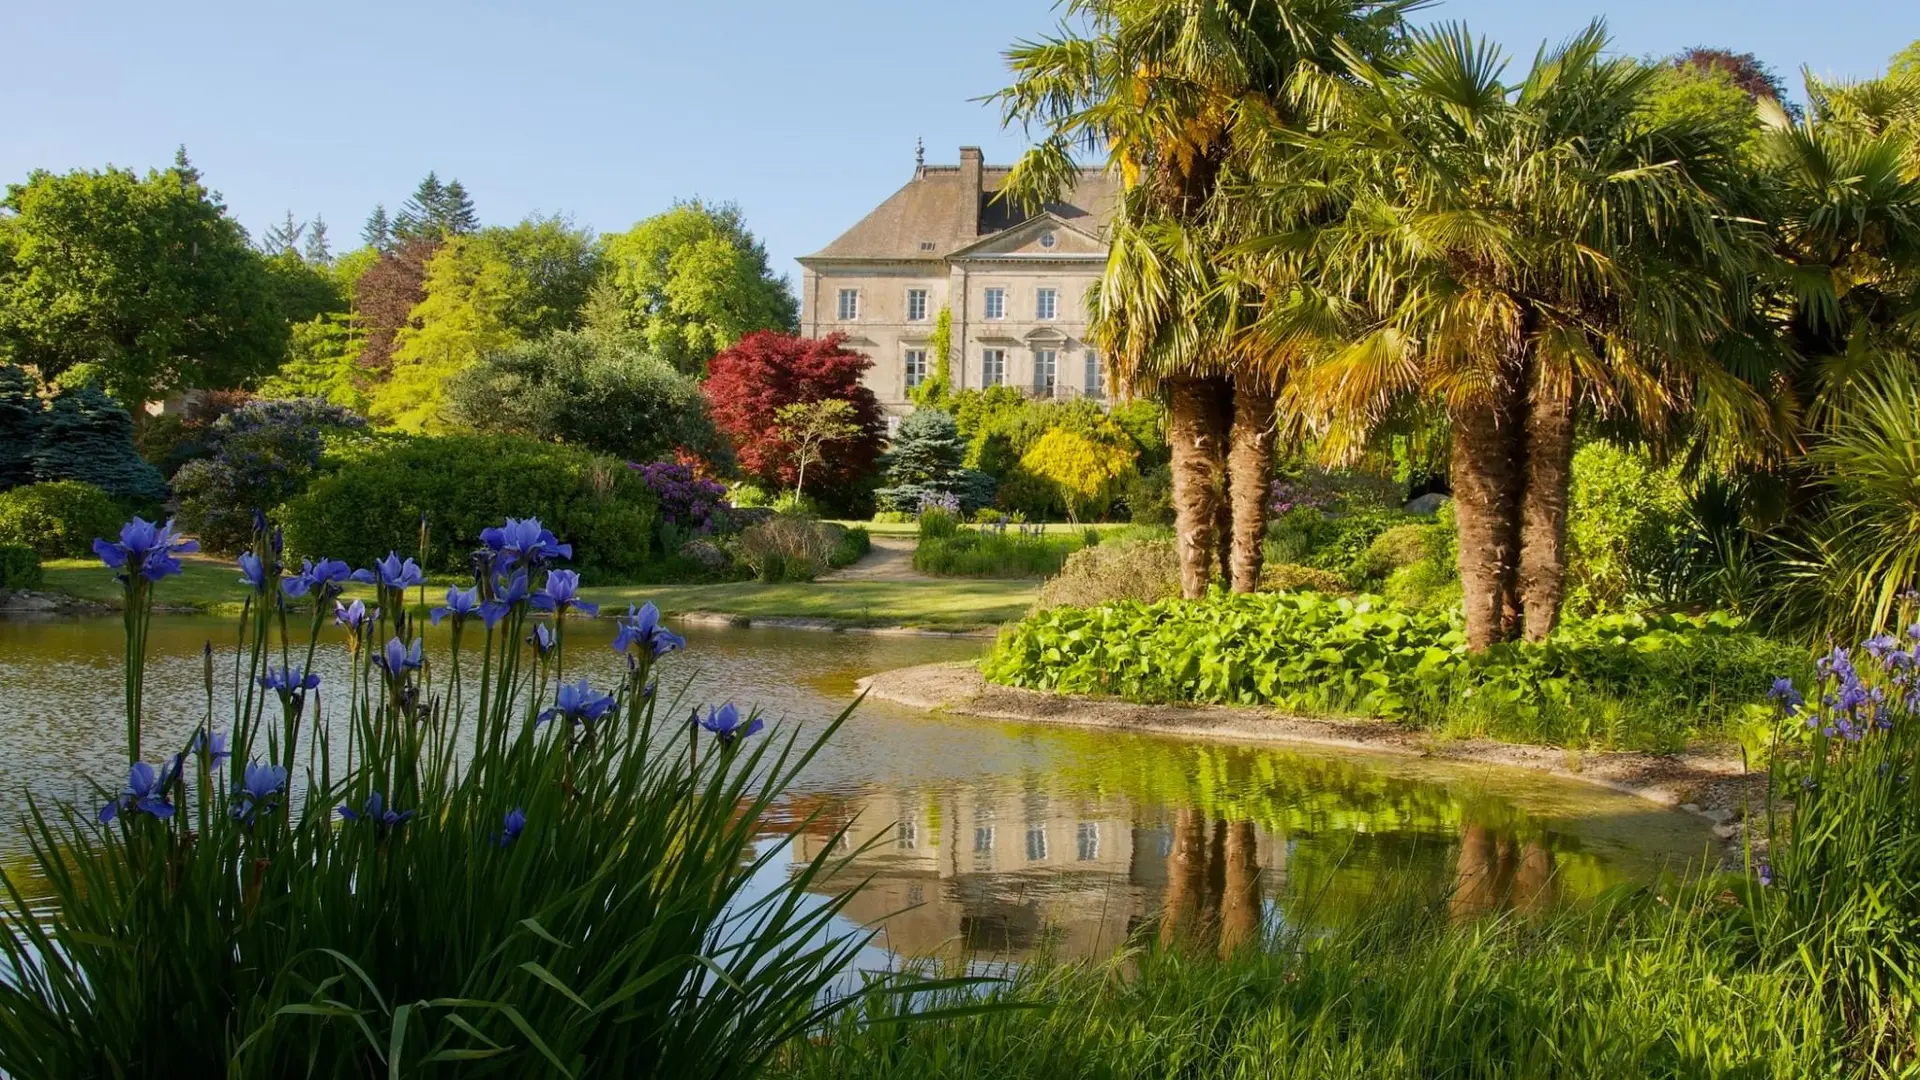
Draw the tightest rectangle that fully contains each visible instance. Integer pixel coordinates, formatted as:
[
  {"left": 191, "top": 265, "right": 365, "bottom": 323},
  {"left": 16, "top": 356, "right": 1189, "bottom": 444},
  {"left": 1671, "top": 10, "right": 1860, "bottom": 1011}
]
[{"left": 38, "top": 555, "right": 1037, "bottom": 632}]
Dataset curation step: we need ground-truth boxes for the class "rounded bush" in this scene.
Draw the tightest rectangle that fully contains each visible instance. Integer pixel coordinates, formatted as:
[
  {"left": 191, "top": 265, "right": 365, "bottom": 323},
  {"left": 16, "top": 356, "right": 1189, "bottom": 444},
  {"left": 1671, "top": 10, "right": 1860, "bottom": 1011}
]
[
  {"left": 0, "top": 480, "right": 127, "bottom": 558},
  {"left": 0, "top": 542, "right": 42, "bottom": 589}
]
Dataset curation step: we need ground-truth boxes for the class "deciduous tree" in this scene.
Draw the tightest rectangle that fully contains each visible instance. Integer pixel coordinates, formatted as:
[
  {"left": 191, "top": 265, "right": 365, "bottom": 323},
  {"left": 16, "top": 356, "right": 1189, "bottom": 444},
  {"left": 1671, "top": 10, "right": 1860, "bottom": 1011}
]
[
  {"left": 703, "top": 332, "right": 883, "bottom": 499},
  {"left": 600, "top": 202, "right": 797, "bottom": 374}
]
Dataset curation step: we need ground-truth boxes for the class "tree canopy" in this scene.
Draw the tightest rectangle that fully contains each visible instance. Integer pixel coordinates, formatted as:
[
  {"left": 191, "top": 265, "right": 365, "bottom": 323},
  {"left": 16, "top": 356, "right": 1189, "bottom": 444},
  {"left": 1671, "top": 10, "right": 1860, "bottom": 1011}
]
[
  {"left": 599, "top": 201, "right": 798, "bottom": 374},
  {"left": 0, "top": 153, "right": 287, "bottom": 403}
]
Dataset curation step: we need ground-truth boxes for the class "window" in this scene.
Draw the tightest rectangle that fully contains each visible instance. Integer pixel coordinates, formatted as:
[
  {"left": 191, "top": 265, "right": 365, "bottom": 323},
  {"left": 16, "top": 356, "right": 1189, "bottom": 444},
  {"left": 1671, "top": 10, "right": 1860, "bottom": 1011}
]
[
  {"left": 1036, "top": 288, "right": 1058, "bottom": 321},
  {"left": 974, "top": 826, "right": 995, "bottom": 854},
  {"left": 906, "top": 288, "right": 929, "bottom": 322},
  {"left": 904, "top": 349, "right": 927, "bottom": 390},
  {"left": 1025, "top": 824, "right": 1049, "bottom": 862},
  {"left": 1039, "top": 232, "right": 1057, "bottom": 249},
  {"left": 836, "top": 289, "right": 859, "bottom": 321},
  {"left": 1034, "top": 350, "right": 1057, "bottom": 397},
  {"left": 1076, "top": 822, "right": 1100, "bottom": 861},
  {"left": 1085, "top": 350, "right": 1104, "bottom": 398},
  {"left": 982, "top": 349, "right": 1006, "bottom": 387},
  {"left": 896, "top": 819, "right": 918, "bottom": 850},
  {"left": 984, "top": 287, "right": 1006, "bottom": 320}
]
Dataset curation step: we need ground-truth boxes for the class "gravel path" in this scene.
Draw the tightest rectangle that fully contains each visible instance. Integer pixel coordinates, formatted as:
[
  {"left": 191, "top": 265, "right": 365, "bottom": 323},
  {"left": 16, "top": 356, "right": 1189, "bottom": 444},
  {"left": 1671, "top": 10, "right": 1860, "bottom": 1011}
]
[{"left": 819, "top": 535, "right": 927, "bottom": 582}]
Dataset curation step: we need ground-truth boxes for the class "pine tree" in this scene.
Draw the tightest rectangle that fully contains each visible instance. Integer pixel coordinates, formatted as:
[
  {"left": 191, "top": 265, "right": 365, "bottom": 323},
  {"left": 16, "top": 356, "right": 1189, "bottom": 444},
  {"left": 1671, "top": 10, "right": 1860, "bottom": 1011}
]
[
  {"left": 262, "top": 210, "right": 304, "bottom": 255},
  {"left": 303, "top": 216, "right": 332, "bottom": 265},
  {"left": 31, "top": 384, "right": 168, "bottom": 504},
  {"left": 363, "top": 205, "right": 392, "bottom": 250},
  {"left": 439, "top": 179, "right": 479, "bottom": 235},
  {"left": 0, "top": 364, "right": 44, "bottom": 491},
  {"left": 394, "top": 172, "right": 446, "bottom": 241},
  {"left": 172, "top": 145, "right": 201, "bottom": 183}
]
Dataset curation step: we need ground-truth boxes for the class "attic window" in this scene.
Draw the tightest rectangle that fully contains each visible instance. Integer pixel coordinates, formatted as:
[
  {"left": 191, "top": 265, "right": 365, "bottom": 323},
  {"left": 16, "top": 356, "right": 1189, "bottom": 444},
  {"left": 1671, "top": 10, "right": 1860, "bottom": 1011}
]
[
  {"left": 1039, "top": 232, "right": 1057, "bottom": 249},
  {"left": 919, "top": 241, "right": 937, "bottom": 251}
]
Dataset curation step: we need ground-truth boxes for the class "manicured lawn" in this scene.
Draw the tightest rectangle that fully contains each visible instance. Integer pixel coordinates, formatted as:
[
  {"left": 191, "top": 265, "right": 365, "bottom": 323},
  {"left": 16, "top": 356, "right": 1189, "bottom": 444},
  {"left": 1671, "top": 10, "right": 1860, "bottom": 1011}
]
[
  {"left": 584, "top": 577, "right": 1036, "bottom": 631},
  {"left": 39, "top": 555, "right": 1037, "bottom": 631}
]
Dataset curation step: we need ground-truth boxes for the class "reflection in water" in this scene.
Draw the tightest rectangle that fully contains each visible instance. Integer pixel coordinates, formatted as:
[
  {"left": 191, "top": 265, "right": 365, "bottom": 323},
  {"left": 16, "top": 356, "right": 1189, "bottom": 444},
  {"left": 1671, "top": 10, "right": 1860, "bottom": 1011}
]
[{"left": 2, "top": 615, "right": 1715, "bottom": 960}]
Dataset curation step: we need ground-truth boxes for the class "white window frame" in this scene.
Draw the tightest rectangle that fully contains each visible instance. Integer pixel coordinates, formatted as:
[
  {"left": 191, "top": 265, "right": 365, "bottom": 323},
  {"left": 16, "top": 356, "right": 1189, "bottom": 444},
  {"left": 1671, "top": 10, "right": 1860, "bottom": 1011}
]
[
  {"left": 906, "top": 288, "right": 928, "bottom": 322},
  {"left": 1085, "top": 350, "right": 1104, "bottom": 398},
  {"left": 1025, "top": 824, "right": 1048, "bottom": 862},
  {"left": 982, "top": 348, "right": 1006, "bottom": 387},
  {"left": 974, "top": 825, "right": 995, "bottom": 853},
  {"left": 983, "top": 287, "right": 1006, "bottom": 321},
  {"left": 1036, "top": 288, "right": 1058, "bottom": 321},
  {"left": 836, "top": 288, "right": 859, "bottom": 321},
  {"left": 1076, "top": 822, "right": 1099, "bottom": 861},
  {"left": 903, "top": 348, "right": 927, "bottom": 391},
  {"left": 1034, "top": 349, "right": 1057, "bottom": 397},
  {"left": 896, "top": 819, "right": 917, "bottom": 850}
]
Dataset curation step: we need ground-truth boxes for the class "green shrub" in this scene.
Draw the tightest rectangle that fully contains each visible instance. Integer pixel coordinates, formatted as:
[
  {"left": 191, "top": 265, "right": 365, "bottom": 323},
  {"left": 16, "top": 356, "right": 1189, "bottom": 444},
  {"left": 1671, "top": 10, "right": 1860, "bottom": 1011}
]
[
  {"left": 280, "top": 435, "right": 660, "bottom": 580},
  {"left": 918, "top": 507, "right": 961, "bottom": 541},
  {"left": 1356, "top": 524, "right": 1432, "bottom": 580},
  {"left": 985, "top": 593, "right": 1806, "bottom": 750},
  {"left": 915, "top": 524, "right": 1083, "bottom": 578},
  {"left": 1034, "top": 538, "right": 1181, "bottom": 610},
  {"left": 1566, "top": 442, "right": 1691, "bottom": 614},
  {"left": 871, "top": 510, "right": 915, "bottom": 524},
  {"left": 0, "top": 543, "right": 41, "bottom": 589},
  {"left": 30, "top": 384, "right": 167, "bottom": 506},
  {"left": 0, "top": 480, "right": 127, "bottom": 558},
  {"left": 172, "top": 398, "right": 367, "bottom": 554},
  {"left": 829, "top": 524, "right": 871, "bottom": 568},
  {"left": 1260, "top": 562, "right": 1350, "bottom": 594},
  {"left": 1122, "top": 463, "right": 1173, "bottom": 525}
]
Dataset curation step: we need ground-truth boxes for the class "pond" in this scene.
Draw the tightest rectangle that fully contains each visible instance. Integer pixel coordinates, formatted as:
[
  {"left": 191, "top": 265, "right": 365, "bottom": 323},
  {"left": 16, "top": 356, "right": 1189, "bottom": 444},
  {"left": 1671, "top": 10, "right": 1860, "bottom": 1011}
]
[{"left": 0, "top": 614, "right": 1715, "bottom": 963}]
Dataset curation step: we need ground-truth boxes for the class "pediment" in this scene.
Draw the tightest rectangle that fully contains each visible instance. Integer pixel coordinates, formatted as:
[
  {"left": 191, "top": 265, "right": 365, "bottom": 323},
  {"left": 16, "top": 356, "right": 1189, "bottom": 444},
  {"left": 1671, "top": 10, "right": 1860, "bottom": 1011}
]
[
  {"left": 948, "top": 213, "right": 1106, "bottom": 261},
  {"left": 1024, "top": 326, "right": 1070, "bottom": 344}
]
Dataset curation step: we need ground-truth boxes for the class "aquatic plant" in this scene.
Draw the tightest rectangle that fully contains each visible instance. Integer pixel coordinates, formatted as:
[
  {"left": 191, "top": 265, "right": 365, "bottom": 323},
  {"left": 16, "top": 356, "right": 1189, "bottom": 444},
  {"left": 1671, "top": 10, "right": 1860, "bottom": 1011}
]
[{"left": 0, "top": 512, "right": 879, "bottom": 1077}]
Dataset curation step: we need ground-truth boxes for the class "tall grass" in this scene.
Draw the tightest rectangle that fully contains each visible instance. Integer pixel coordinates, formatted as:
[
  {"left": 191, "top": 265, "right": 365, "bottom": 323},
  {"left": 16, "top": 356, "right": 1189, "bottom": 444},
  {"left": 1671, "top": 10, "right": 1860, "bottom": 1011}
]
[
  {"left": 0, "top": 515, "right": 883, "bottom": 1077},
  {"left": 913, "top": 509, "right": 1088, "bottom": 578}
]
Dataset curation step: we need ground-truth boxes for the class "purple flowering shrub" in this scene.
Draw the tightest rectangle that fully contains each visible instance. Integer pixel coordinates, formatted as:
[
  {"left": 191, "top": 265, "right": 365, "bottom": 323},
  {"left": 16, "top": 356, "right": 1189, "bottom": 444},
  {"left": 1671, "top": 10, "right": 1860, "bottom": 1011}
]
[
  {"left": 631, "top": 460, "right": 729, "bottom": 534},
  {"left": 0, "top": 513, "right": 877, "bottom": 1076},
  {"left": 1757, "top": 599, "right": 1920, "bottom": 1019},
  {"left": 171, "top": 397, "right": 366, "bottom": 554}
]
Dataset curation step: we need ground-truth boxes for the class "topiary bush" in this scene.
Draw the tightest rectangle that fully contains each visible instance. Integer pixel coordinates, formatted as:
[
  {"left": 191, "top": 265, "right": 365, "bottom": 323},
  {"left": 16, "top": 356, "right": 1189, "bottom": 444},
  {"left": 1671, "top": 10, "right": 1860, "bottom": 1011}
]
[
  {"left": 0, "top": 480, "right": 128, "bottom": 558},
  {"left": 280, "top": 435, "right": 661, "bottom": 581},
  {"left": 0, "top": 543, "right": 41, "bottom": 589},
  {"left": 30, "top": 384, "right": 167, "bottom": 506}
]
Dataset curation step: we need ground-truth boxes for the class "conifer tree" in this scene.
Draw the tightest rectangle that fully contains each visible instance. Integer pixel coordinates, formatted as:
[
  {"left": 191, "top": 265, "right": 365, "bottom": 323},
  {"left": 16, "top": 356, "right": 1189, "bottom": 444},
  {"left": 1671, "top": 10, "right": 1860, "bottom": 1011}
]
[
  {"left": 303, "top": 216, "right": 332, "bottom": 265},
  {"left": 362, "top": 205, "right": 392, "bottom": 250},
  {"left": 262, "top": 210, "right": 304, "bottom": 255},
  {"left": 0, "top": 364, "right": 43, "bottom": 491},
  {"left": 31, "top": 384, "right": 168, "bottom": 504},
  {"left": 440, "top": 180, "right": 479, "bottom": 236}
]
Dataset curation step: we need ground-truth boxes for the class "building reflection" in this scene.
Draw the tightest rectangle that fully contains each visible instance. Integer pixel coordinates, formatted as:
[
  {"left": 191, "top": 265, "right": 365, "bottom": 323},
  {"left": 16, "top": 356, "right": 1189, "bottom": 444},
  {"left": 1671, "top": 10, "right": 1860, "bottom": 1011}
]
[{"left": 787, "top": 782, "right": 1563, "bottom": 962}]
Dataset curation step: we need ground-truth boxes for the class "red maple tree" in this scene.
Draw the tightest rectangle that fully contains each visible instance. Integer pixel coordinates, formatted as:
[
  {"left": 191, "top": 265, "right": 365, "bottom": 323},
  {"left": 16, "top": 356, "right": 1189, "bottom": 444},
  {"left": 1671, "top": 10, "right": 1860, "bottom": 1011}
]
[{"left": 703, "top": 331, "right": 885, "bottom": 499}]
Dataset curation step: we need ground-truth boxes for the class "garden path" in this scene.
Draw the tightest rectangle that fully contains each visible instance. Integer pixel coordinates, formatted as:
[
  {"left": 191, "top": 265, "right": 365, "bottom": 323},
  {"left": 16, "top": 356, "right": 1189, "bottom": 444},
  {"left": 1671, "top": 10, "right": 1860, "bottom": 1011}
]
[{"left": 819, "top": 535, "right": 928, "bottom": 582}]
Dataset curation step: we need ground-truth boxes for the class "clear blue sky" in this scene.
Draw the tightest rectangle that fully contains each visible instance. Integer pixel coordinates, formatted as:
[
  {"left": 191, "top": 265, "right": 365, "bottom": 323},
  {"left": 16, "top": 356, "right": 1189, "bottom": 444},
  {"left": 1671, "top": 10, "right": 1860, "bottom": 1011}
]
[{"left": 5, "top": 0, "right": 1913, "bottom": 285}]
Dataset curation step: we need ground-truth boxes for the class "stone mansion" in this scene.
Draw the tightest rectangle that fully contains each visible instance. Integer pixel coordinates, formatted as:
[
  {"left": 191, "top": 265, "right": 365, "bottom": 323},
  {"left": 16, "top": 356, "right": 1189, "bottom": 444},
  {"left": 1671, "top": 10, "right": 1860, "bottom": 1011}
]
[{"left": 798, "top": 145, "right": 1118, "bottom": 420}]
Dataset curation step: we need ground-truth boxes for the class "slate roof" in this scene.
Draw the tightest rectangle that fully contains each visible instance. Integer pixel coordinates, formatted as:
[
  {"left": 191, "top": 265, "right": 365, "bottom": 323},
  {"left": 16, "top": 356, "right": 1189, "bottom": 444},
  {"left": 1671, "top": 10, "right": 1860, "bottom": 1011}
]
[{"left": 803, "top": 159, "right": 1119, "bottom": 262}]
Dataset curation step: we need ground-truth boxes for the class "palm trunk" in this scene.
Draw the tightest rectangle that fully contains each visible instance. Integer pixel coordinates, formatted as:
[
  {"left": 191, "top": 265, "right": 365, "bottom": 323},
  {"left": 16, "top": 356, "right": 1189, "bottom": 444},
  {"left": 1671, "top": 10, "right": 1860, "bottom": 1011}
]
[
  {"left": 1205, "top": 379, "right": 1236, "bottom": 584},
  {"left": 1168, "top": 377, "right": 1227, "bottom": 598},
  {"left": 1159, "top": 809, "right": 1208, "bottom": 947},
  {"left": 1226, "top": 381, "right": 1277, "bottom": 593},
  {"left": 1449, "top": 392, "right": 1524, "bottom": 651},
  {"left": 1516, "top": 375, "right": 1574, "bottom": 641},
  {"left": 1217, "top": 819, "right": 1261, "bottom": 955}
]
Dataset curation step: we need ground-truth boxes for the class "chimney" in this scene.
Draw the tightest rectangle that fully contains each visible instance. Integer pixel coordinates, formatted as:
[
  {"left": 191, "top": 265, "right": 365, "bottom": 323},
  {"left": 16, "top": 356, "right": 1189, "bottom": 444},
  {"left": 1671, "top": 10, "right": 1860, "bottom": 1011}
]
[{"left": 956, "top": 146, "right": 983, "bottom": 239}]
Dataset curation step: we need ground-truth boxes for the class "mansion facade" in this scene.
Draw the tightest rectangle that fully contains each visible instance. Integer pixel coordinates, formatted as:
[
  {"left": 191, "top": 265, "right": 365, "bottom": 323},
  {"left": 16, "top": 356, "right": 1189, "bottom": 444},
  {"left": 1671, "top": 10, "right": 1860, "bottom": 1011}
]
[{"left": 798, "top": 146, "right": 1118, "bottom": 419}]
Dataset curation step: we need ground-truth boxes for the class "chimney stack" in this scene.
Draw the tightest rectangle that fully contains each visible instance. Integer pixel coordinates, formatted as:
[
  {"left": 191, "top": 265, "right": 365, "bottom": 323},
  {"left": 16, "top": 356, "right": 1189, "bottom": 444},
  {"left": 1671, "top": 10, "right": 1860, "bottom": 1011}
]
[{"left": 957, "top": 146, "right": 984, "bottom": 239}]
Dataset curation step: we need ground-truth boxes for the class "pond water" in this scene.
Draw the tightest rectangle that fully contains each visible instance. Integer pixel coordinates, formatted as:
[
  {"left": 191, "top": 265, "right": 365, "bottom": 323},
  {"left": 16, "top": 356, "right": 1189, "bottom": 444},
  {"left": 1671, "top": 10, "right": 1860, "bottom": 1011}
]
[{"left": 0, "top": 614, "right": 1715, "bottom": 963}]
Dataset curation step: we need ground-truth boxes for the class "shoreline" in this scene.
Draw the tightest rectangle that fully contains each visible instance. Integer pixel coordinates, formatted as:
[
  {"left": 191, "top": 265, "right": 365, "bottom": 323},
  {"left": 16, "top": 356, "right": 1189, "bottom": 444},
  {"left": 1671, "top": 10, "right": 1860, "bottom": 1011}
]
[
  {"left": 670, "top": 611, "right": 998, "bottom": 638},
  {"left": 859, "top": 661, "right": 1764, "bottom": 845}
]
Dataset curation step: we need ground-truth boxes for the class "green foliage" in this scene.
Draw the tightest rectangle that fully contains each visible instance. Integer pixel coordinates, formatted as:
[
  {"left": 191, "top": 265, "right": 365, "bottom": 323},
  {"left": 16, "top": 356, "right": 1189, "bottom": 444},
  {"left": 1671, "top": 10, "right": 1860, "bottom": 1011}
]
[
  {"left": 30, "top": 384, "right": 167, "bottom": 505},
  {"left": 1566, "top": 442, "right": 1693, "bottom": 614},
  {"left": 774, "top": 398, "right": 862, "bottom": 499},
  {"left": 830, "top": 524, "right": 871, "bottom": 568},
  {"left": 1636, "top": 62, "right": 1767, "bottom": 153},
  {"left": 259, "top": 248, "right": 345, "bottom": 326},
  {"left": 1267, "top": 508, "right": 1420, "bottom": 581},
  {"left": 280, "top": 435, "right": 662, "bottom": 580},
  {"left": 908, "top": 306, "right": 953, "bottom": 405},
  {"left": 0, "top": 155, "right": 287, "bottom": 402},
  {"left": 915, "top": 519, "right": 1086, "bottom": 578},
  {"left": 875, "top": 408, "right": 994, "bottom": 513},
  {"left": 442, "top": 330, "right": 727, "bottom": 466},
  {"left": 0, "top": 362, "right": 42, "bottom": 490},
  {"left": 1382, "top": 507, "right": 1462, "bottom": 611},
  {"left": 254, "top": 313, "right": 366, "bottom": 409},
  {"left": 0, "top": 480, "right": 126, "bottom": 558},
  {"left": 1894, "top": 39, "right": 1920, "bottom": 76},
  {"left": 1259, "top": 562, "right": 1350, "bottom": 594},
  {"left": 732, "top": 514, "right": 840, "bottom": 582},
  {"left": 987, "top": 594, "right": 1807, "bottom": 750},
  {"left": 599, "top": 201, "right": 797, "bottom": 374},
  {"left": 0, "top": 542, "right": 43, "bottom": 589},
  {"left": 1121, "top": 463, "right": 1172, "bottom": 524},
  {"left": 1018, "top": 427, "right": 1137, "bottom": 523},
  {"left": 172, "top": 399, "right": 368, "bottom": 554},
  {"left": 1034, "top": 536, "right": 1180, "bottom": 610}
]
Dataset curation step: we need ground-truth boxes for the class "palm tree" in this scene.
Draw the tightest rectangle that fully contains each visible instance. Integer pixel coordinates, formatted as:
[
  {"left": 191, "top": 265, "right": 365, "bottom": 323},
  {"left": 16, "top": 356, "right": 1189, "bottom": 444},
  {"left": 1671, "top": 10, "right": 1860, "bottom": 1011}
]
[
  {"left": 1236, "top": 22, "right": 1766, "bottom": 648},
  {"left": 992, "top": 0, "right": 1412, "bottom": 597}
]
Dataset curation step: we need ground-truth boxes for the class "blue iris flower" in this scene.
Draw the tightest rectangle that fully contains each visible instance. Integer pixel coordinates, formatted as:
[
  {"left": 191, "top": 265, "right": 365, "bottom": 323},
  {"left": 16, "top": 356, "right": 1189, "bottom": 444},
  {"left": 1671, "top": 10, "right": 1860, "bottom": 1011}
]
[
  {"left": 98, "top": 759, "right": 179, "bottom": 823},
  {"left": 479, "top": 570, "right": 531, "bottom": 627},
  {"left": 283, "top": 557, "right": 353, "bottom": 599},
  {"left": 237, "top": 551, "right": 272, "bottom": 592},
  {"left": 338, "top": 792, "right": 415, "bottom": 829},
  {"left": 532, "top": 569, "right": 598, "bottom": 617},
  {"left": 539, "top": 678, "right": 617, "bottom": 727},
  {"left": 353, "top": 552, "right": 425, "bottom": 590},
  {"left": 498, "top": 807, "right": 527, "bottom": 847},
  {"left": 335, "top": 598, "right": 376, "bottom": 633},
  {"left": 696, "top": 703, "right": 764, "bottom": 748},
  {"left": 93, "top": 518, "right": 199, "bottom": 582},
  {"left": 481, "top": 518, "right": 572, "bottom": 570},
  {"left": 1767, "top": 677, "right": 1804, "bottom": 715},
  {"left": 260, "top": 664, "right": 321, "bottom": 696},
  {"left": 189, "top": 730, "right": 231, "bottom": 766},
  {"left": 376, "top": 637, "right": 424, "bottom": 676},
  {"left": 614, "top": 602, "right": 686, "bottom": 657},
  {"left": 431, "top": 585, "right": 482, "bottom": 628},
  {"left": 231, "top": 762, "right": 289, "bottom": 825},
  {"left": 529, "top": 623, "right": 557, "bottom": 657}
]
